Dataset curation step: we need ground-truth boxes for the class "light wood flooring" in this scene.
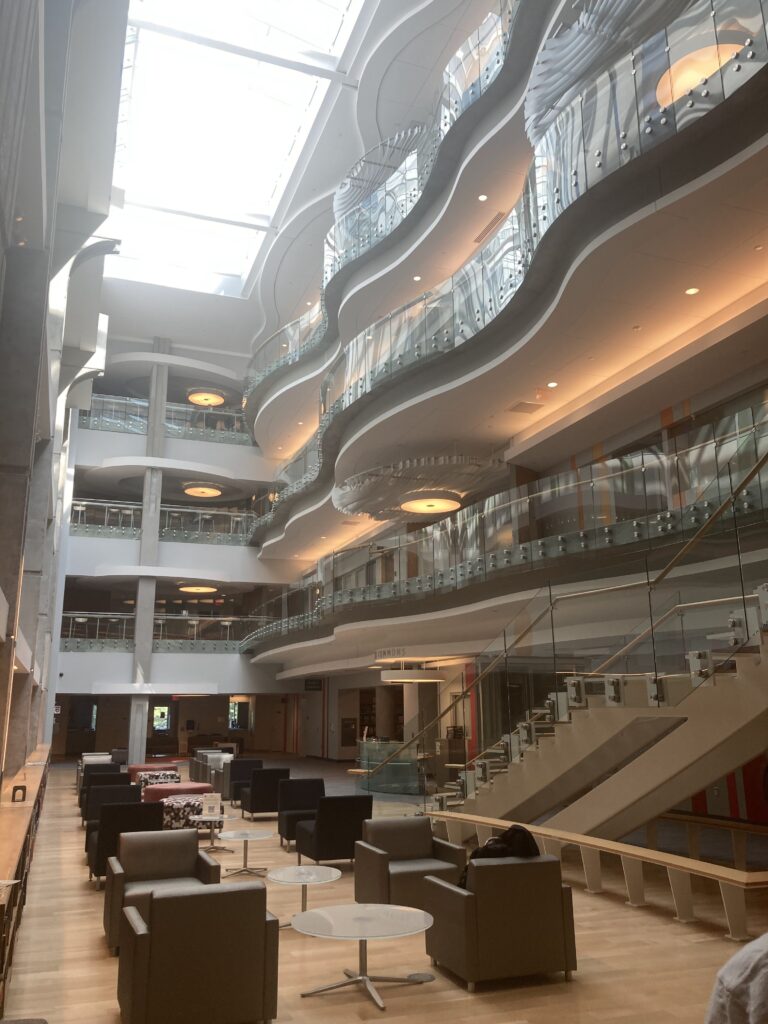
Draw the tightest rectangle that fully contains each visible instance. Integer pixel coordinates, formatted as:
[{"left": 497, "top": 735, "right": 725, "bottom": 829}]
[{"left": 6, "top": 762, "right": 768, "bottom": 1023}]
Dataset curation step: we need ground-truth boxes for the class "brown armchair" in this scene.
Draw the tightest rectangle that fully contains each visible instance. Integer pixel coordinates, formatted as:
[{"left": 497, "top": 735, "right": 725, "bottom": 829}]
[
  {"left": 354, "top": 816, "right": 465, "bottom": 910},
  {"left": 423, "top": 855, "right": 577, "bottom": 991},
  {"left": 104, "top": 829, "right": 220, "bottom": 953},
  {"left": 117, "top": 881, "right": 278, "bottom": 1024}
]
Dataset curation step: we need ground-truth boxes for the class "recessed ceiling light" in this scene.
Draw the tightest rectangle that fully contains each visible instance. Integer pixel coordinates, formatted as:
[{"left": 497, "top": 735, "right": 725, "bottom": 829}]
[
  {"left": 413, "top": 275, "right": 421, "bottom": 282},
  {"left": 401, "top": 496, "right": 461, "bottom": 515},
  {"left": 14, "top": 215, "right": 23, "bottom": 223},
  {"left": 477, "top": 194, "right": 488, "bottom": 202},
  {"left": 546, "top": 381, "right": 558, "bottom": 389},
  {"left": 685, "top": 287, "right": 700, "bottom": 296},
  {"left": 306, "top": 301, "right": 312, "bottom": 307},
  {"left": 277, "top": 445, "right": 283, "bottom": 450},
  {"left": 187, "top": 389, "right": 225, "bottom": 407},
  {"left": 183, "top": 482, "right": 222, "bottom": 498},
  {"left": 755, "top": 244, "right": 765, "bottom": 252},
  {"left": 298, "top": 421, "right": 303, "bottom": 425},
  {"left": 320, "top": 535, "right": 327, "bottom": 539},
  {"left": 178, "top": 585, "right": 218, "bottom": 594},
  {"left": 366, "top": 334, "right": 372, "bottom": 340}
]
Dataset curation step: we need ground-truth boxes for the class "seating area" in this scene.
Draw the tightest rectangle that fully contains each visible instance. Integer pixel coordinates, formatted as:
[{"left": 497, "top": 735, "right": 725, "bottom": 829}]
[{"left": 60, "top": 752, "right": 587, "bottom": 1019}]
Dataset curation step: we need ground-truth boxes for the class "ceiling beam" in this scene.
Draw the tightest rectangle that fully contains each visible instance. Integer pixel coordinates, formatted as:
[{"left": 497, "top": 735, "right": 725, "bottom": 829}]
[{"left": 128, "top": 19, "right": 359, "bottom": 87}]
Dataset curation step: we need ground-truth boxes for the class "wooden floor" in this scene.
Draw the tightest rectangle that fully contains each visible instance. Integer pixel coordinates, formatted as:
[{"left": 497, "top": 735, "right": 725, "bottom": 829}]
[{"left": 6, "top": 763, "right": 767, "bottom": 1024}]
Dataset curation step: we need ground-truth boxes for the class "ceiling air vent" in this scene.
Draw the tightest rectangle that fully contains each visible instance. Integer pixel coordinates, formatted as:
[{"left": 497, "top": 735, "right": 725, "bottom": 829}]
[
  {"left": 507, "top": 401, "right": 543, "bottom": 415},
  {"left": 474, "top": 211, "right": 506, "bottom": 244}
]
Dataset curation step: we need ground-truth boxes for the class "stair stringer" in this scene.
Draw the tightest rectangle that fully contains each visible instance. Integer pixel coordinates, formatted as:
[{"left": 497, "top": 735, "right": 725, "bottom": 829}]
[
  {"left": 545, "top": 650, "right": 768, "bottom": 839},
  {"left": 461, "top": 706, "right": 686, "bottom": 822}
]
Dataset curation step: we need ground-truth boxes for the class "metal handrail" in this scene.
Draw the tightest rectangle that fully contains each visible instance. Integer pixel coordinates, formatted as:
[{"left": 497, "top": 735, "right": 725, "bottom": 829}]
[{"left": 357, "top": 445, "right": 768, "bottom": 779}]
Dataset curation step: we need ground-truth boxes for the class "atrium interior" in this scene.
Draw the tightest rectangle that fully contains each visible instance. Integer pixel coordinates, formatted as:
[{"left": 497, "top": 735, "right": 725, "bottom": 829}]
[{"left": 0, "top": 1, "right": 767, "bottom": 1022}]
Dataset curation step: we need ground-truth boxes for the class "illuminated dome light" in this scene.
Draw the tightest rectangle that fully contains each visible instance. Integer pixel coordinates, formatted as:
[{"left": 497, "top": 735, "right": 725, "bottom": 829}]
[
  {"left": 656, "top": 44, "right": 741, "bottom": 108},
  {"left": 183, "top": 482, "right": 222, "bottom": 498},
  {"left": 400, "top": 495, "right": 462, "bottom": 515},
  {"left": 178, "top": 584, "right": 218, "bottom": 594},
  {"left": 187, "top": 388, "right": 226, "bottom": 407}
]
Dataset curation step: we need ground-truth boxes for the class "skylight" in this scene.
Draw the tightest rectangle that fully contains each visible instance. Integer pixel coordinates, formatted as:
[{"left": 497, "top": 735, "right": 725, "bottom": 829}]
[{"left": 101, "top": 0, "right": 364, "bottom": 295}]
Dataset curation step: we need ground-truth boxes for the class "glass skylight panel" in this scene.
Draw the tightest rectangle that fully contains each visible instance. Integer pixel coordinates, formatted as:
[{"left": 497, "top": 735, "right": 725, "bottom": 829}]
[
  {"left": 129, "top": 0, "right": 361, "bottom": 62},
  {"left": 105, "top": 0, "right": 365, "bottom": 294}
]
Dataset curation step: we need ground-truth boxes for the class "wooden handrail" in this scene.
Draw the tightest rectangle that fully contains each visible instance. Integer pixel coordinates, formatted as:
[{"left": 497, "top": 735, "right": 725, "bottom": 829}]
[
  {"left": 661, "top": 811, "right": 768, "bottom": 837},
  {"left": 428, "top": 810, "right": 768, "bottom": 888},
  {"left": 428, "top": 808, "right": 768, "bottom": 940}
]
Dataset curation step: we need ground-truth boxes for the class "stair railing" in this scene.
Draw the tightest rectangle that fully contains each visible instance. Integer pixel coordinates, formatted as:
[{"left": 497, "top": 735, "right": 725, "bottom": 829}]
[{"left": 353, "top": 440, "right": 768, "bottom": 783}]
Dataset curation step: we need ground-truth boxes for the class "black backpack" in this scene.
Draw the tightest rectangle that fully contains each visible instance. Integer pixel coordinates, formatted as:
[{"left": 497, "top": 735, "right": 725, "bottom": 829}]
[{"left": 458, "top": 824, "right": 539, "bottom": 887}]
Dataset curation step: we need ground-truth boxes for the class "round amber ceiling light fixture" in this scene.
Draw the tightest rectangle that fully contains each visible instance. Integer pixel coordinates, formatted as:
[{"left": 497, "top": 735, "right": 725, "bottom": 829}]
[
  {"left": 400, "top": 495, "right": 462, "bottom": 515},
  {"left": 656, "top": 44, "right": 741, "bottom": 108},
  {"left": 187, "top": 388, "right": 226, "bottom": 408},
  {"left": 183, "top": 481, "right": 222, "bottom": 498},
  {"left": 178, "top": 584, "right": 218, "bottom": 594}
]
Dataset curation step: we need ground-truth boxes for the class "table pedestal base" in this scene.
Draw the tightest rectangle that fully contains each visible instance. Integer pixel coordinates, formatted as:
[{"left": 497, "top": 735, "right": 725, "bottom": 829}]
[
  {"left": 224, "top": 839, "right": 267, "bottom": 876},
  {"left": 301, "top": 939, "right": 434, "bottom": 1010},
  {"left": 199, "top": 822, "right": 232, "bottom": 854}
]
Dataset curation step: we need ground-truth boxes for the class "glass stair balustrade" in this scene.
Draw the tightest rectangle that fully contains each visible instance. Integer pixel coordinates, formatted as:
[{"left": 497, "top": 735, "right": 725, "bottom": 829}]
[
  {"left": 248, "top": 0, "right": 768, "bottom": 535},
  {"left": 349, "top": 433, "right": 768, "bottom": 816},
  {"left": 240, "top": 410, "right": 768, "bottom": 653}
]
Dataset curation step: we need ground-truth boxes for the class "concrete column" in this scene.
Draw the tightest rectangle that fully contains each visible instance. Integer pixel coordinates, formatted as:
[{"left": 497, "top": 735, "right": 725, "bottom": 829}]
[
  {"left": 5, "top": 673, "right": 33, "bottom": 776},
  {"left": 131, "top": 348, "right": 168, "bottom": 690},
  {"left": 0, "top": 248, "right": 50, "bottom": 786},
  {"left": 127, "top": 695, "right": 149, "bottom": 765}
]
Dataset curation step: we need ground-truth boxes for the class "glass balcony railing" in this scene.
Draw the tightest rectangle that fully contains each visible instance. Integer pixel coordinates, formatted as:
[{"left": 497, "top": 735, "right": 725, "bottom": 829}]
[
  {"left": 69, "top": 500, "right": 256, "bottom": 544},
  {"left": 249, "top": 0, "right": 768, "bottom": 535},
  {"left": 158, "top": 506, "right": 256, "bottom": 544},
  {"left": 61, "top": 612, "right": 135, "bottom": 651},
  {"left": 151, "top": 615, "right": 273, "bottom": 653},
  {"left": 348, "top": 430, "right": 768, "bottom": 816},
  {"left": 243, "top": 0, "right": 520, "bottom": 404},
  {"left": 240, "top": 398, "right": 768, "bottom": 652},
  {"left": 61, "top": 613, "right": 274, "bottom": 653},
  {"left": 79, "top": 396, "right": 251, "bottom": 445},
  {"left": 70, "top": 500, "right": 143, "bottom": 538}
]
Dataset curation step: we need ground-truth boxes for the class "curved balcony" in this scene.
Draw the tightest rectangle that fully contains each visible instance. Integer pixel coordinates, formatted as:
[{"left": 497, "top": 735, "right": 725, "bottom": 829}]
[
  {"left": 80, "top": 395, "right": 252, "bottom": 446},
  {"left": 240, "top": 401, "right": 768, "bottom": 653},
  {"left": 243, "top": 0, "right": 525, "bottom": 414},
  {"left": 249, "top": 0, "right": 768, "bottom": 541}
]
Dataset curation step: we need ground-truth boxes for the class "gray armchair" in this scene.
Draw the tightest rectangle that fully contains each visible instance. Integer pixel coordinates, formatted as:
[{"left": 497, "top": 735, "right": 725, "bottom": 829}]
[
  {"left": 354, "top": 816, "right": 465, "bottom": 910},
  {"left": 423, "top": 856, "right": 577, "bottom": 991},
  {"left": 104, "top": 829, "right": 220, "bottom": 952},
  {"left": 117, "top": 881, "right": 278, "bottom": 1024}
]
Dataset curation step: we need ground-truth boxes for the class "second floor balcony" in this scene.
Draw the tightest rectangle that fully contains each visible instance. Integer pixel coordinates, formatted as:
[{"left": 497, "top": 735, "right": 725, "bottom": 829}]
[
  {"left": 70, "top": 500, "right": 257, "bottom": 545},
  {"left": 79, "top": 395, "right": 252, "bottom": 445},
  {"left": 61, "top": 613, "right": 272, "bottom": 653}
]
